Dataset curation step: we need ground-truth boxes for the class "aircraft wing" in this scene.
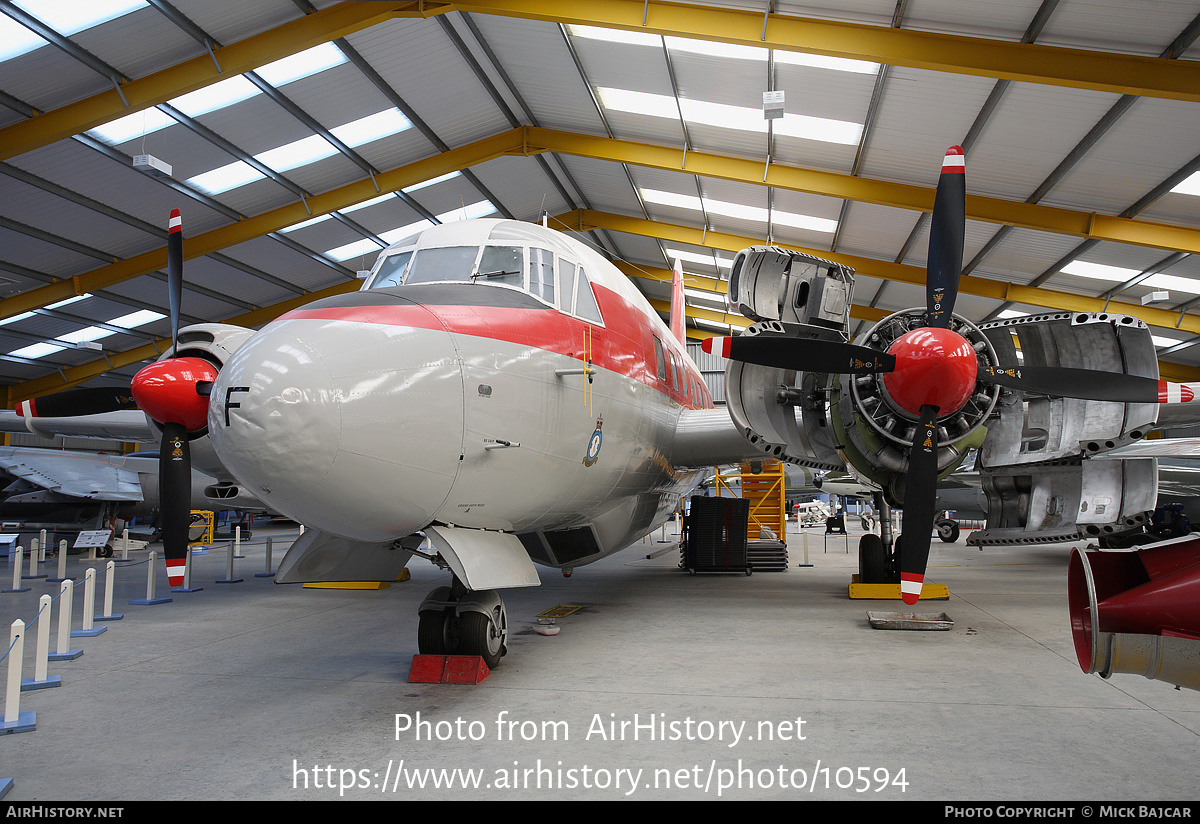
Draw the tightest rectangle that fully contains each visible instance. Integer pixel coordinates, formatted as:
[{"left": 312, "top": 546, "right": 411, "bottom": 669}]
[
  {"left": 1098, "top": 438, "right": 1200, "bottom": 459},
  {"left": 0, "top": 409, "right": 154, "bottom": 442},
  {"left": 0, "top": 447, "right": 145, "bottom": 501},
  {"left": 669, "top": 407, "right": 767, "bottom": 467}
]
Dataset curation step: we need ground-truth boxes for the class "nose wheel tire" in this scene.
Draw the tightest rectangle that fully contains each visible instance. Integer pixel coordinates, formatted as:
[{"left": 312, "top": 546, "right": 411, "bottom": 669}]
[
  {"left": 460, "top": 604, "right": 507, "bottom": 669},
  {"left": 417, "top": 589, "right": 507, "bottom": 669}
]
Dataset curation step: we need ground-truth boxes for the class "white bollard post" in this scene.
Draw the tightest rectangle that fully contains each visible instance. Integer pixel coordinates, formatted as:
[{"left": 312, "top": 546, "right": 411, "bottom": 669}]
[
  {"left": 235, "top": 526, "right": 243, "bottom": 558},
  {"left": 256, "top": 537, "right": 274, "bottom": 577},
  {"left": 76, "top": 568, "right": 104, "bottom": 636},
  {"left": 217, "top": 541, "right": 242, "bottom": 584},
  {"left": 176, "top": 548, "right": 202, "bottom": 593},
  {"left": 26, "top": 540, "right": 44, "bottom": 580},
  {"left": 51, "top": 580, "right": 81, "bottom": 660},
  {"left": 121, "top": 529, "right": 129, "bottom": 560},
  {"left": 3, "top": 619, "right": 36, "bottom": 731},
  {"left": 39, "top": 531, "right": 46, "bottom": 561},
  {"left": 5, "top": 548, "right": 28, "bottom": 593},
  {"left": 96, "top": 561, "right": 122, "bottom": 621},
  {"left": 33, "top": 596, "right": 52, "bottom": 686},
  {"left": 52, "top": 539, "right": 68, "bottom": 583},
  {"left": 129, "top": 551, "right": 171, "bottom": 605},
  {"left": 4, "top": 621, "right": 21, "bottom": 722}
]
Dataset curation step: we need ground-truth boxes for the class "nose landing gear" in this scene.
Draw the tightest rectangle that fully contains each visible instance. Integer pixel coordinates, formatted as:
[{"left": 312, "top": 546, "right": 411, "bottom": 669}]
[{"left": 418, "top": 581, "right": 508, "bottom": 669}]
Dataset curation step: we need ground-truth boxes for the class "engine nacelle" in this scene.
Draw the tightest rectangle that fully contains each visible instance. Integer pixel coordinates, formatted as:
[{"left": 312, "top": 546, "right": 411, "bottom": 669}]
[
  {"left": 969, "top": 312, "right": 1159, "bottom": 545},
  {"left": 1068, "top": 539, "right": 1200, "bottom": 691},
  {"left": 728, "top": 247, "right": 854, "bottom": 329}
]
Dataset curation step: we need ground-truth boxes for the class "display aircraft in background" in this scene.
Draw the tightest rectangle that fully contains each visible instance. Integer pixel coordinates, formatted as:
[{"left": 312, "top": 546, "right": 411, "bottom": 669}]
[
  {"left": 10, "top": 147, "right": 1200, "bottom": 678},
  {"left": 0, "top": 442, "right": 265, "bottom": 544}
]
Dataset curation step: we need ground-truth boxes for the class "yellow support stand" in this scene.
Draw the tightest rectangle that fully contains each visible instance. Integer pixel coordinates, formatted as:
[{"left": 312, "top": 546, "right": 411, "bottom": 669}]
[
  {"left": 848, "top": 574, "right": 949, "bottom": 600},
  {"left": 302, "top": 568, "right": 411, "bottom": 590},
  {"left": 713, "top": 459, "right": 787, "bottom": 542},
  {"left": 188, "top": 511, "right": 214, "bottom": 546}
]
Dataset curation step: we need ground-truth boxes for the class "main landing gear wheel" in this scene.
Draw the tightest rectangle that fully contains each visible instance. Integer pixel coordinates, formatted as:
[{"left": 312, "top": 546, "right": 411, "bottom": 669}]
[
  {"left": 417, "top": 586, "right": 508, "bottom": 669},
  {"left": 858, "top": 533, "right": 897, "bottom": 584}
]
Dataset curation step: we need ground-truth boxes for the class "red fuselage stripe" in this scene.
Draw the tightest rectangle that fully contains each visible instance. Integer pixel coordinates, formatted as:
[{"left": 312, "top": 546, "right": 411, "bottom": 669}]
[{"left": 278, "top": 286, "right": 712, "bottom": 410}]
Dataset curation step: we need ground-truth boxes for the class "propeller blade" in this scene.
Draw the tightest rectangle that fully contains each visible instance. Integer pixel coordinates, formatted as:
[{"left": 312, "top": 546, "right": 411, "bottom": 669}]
[
  {"left": 16, "top": 386, "right": 136, "bottom": 418},
  {"left": 899, "top": 404, "right": 940, "bottom": 606},
  {"left": 925, "top": 146, "right": 965, "bottom": 328},
  {"left": 980, "top": 365, "right": 1161, "bottom": 404},
  {"left": 159, "top": 421, "right": 191, "bottom": 589},
  {"left": 702, "top": 335, "right": 895, "bottom": 375},
  {"left": 167, "top": 209, "right": 183, "bottom": 351}
]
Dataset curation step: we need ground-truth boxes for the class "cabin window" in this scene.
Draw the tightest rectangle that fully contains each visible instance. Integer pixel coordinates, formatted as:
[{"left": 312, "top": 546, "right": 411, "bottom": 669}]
[
  {"left": 654, "top": 336, "right": 667, "bottom": 382},
  {"left": 529, "top": 247, "right": 555, "bottom": 304},
  {"left": 475, "top": 246, "right": 523, "bottom": 288},
  {"left": 367, "top": 250, "right": 412, "bottom": 289},
  {"left": 404, "top": 246, "right": 479, "bottom": 284},
  {"left": 669, "top": 350, "right": 680, "bottom": 391}
]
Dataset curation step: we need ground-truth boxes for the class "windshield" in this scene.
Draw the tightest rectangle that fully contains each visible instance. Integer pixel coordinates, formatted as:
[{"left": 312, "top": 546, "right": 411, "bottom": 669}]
[{"left": 404, "top": 246, "right": 479, "bottom": 284}]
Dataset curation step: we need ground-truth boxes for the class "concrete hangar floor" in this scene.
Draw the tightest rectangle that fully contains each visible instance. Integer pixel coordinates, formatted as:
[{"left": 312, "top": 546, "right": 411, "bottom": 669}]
[{"left": 0, "top": 518, "right": 1196, "bottom": 802}]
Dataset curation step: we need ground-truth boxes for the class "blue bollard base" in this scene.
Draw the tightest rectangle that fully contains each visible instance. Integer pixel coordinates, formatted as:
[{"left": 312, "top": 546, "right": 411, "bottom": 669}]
[
  {"left": 21, "top": 675, "right": 61, "bottom": 690},
  {"left": 129, "top": 597, "right": 172, "bottom": 605},
  {"left": 71, "top": 627, "right": 106, "bottom": 637},
  {"left": 172, "top": 586, "right": 203, "bottom": 592},
  {"left": 94, "top": 613, "right": 123, "bottom": 621},
  {"left": 48, "top": 650, "right": 82, "bottom": 661},
  {"left": 0, "top": 712, "right": 35, "bottom": 734},
  {"left": 21, "top": 574, "right": 46, "bottom": 580},
  {"left": 254, "top": 572, "right": 275, "bottom": 577},
  {"left": 1, "top": 777, "right": 12, "bottom": 798},
  {"left": 216, "top": 578, "right": 243, "bottom": 584},
  {"left": 3, "top": 587, "right": 31, "bottom": 593},
  {"left": 191, "top": 549, "right": 209, "bottom": 555}
]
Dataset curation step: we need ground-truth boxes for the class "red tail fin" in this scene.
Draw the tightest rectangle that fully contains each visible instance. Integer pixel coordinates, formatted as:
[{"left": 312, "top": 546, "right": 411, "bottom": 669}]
[{"left": 669, "top": 258, "right": 685, "bottom": 344}]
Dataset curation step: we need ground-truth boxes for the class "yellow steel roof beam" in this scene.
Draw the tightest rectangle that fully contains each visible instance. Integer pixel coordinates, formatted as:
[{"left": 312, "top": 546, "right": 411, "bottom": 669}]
[
  {"left": 0, "top": 1, "right": 439, "bottom": 163},
  {"left": 451, "top": 0, "right": 1200, "bottom": 102},
  {"left": 528, "top": 128, "right": 1200, "bottom": 257}
]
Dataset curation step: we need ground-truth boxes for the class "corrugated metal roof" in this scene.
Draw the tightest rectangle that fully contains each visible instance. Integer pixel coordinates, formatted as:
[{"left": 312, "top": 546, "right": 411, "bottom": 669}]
[{"left": 0, "top": 0, "right": 1198, "bottom": 406}]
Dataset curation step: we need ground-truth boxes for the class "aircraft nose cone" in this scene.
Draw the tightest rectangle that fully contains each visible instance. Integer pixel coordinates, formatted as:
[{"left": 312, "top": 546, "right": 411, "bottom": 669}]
[
  {"left": 210, "top": 329, "right": 342, "bottom": 506},
  {"left": 208, "top": 304, "right": 466, "bottom": 542}
]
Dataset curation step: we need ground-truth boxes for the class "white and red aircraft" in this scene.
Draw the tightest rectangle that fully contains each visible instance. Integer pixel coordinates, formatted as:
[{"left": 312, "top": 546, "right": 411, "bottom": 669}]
[{"left": 11, "top": 148, "right": 1200, "bottom": 677}]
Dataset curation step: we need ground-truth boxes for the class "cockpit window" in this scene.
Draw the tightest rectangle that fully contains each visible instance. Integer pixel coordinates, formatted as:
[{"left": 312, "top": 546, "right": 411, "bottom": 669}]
[
  {"left": 574, "top": 270, "right": 603, "bottom": 324},
  {"left": 475, "top": 246, "right": 523, "bottom": 288},
  {"left": 367, "top": 250, "right": 412, "bottom": 289},
  {"left": 404, "top": 246, "right": 479, "bottom": 284},
  {"left": 529, "top": 248, "right": 554, "bottom": 304}
]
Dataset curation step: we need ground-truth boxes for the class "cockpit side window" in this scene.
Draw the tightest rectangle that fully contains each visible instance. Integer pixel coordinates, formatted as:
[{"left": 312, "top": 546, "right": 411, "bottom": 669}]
[
  {"left": 529, "top": 247, "right": 555, "bottom": 304},
  {"left": 404, "top": 246, "right": 479, "bottom": 284},
  {"left": 574, "top": 269, "right": 604, "bottom": 324},
  {"left": 476, "top": 246, "right": 524, "bottom": 288},
  {"left": 367, "top": 250, "right": 412, "bottom": 289}
]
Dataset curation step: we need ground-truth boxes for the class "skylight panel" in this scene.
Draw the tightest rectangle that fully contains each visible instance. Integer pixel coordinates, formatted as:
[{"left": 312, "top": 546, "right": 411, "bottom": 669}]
[
  {"left": 326, "top": 238, "right": 384, "bottom": 262},
  {"left": 188, "top": 160, "right": 264, "bottom": 195},
  {"left": 566, "top": 24, "right": 660, "bottom": 47},
  {"left": 665, "top": 248, "right": 731, "bottom": 269},
  {"left": 642, "top": 189, "right": 836, "bottom": 233},
  {"left": 327, "top": 202, "right": 498, "bottom": 261},
  {"left": 1171, "top": 171, "right": 1200, "bottom": 197},
  {"left": 170, "top": 76, "right": 260, "bottom": 117},
  {"left": 186, "top": 109, "right": 411, "bottom": 195},
  {"left": 773, "top": 51, "right": 879, "bottom": 74},
  {"left": 87, "top": 107, "right": 176, "bottom": 145},
  {"left": 8, "top": 341, "right": 66, "bottom": 360},
  {"left": 330, "top": 108, "right": 410, "bottom": 146},
  {"left": 255, "top": 42, "right": 347, "bottom": 87},
  {"left": 599, "top": 88, "right": 861, "bottom": 145},
  {"left": 567, "top": 24, "right": 877, "bottom": 75},
  {"left": 0, "top": 13, "right": 48, "bottom": 63},
  {"left": 1059, "top": 260, "right": 1138, "bottom": 282},
  {"left": 107, "top": 309, "right": 165, "bottom": 329},
  {"left": 404, "top": 172, "right": 462, "bottom": 193}
]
